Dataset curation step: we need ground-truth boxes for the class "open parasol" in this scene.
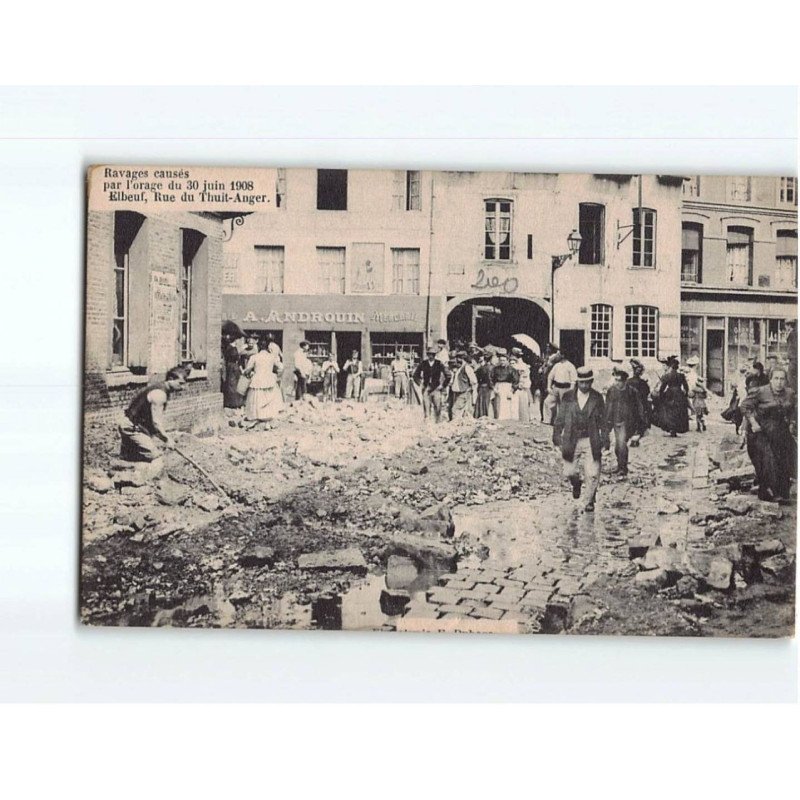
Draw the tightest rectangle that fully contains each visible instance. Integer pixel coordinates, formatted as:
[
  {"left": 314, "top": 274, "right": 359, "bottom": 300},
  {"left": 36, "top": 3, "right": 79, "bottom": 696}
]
[{"left": 511, "top": 334, "right": 541, "bottom": 356}]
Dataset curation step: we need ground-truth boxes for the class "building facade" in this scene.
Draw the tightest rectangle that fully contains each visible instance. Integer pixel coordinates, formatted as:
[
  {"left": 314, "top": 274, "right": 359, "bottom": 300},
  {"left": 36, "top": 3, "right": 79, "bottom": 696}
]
[
  {"left": 84, "top": 209, "right": 225, "bottom": 432},
  {"left": 222, "top": 169, "right": 684, "bottom": 388},
  {"left": 680, "top": 175, "right": 798, "bottom": 394}
]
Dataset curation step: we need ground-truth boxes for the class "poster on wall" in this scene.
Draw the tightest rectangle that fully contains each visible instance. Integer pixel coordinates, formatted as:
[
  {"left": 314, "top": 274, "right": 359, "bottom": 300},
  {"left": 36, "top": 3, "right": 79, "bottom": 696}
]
[{"left": 81, "top": 165, "right": 797, "bottom": 639}]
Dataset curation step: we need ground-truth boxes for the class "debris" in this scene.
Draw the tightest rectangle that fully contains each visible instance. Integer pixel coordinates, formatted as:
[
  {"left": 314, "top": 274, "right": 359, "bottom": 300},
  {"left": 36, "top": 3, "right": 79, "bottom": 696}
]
[
  {"left": 297, "top": 548, "right": 368, "bottom": 573},
  {"left": 238, "top": 546, "right": 275, "bottom": 569},
  {"left": 85, "top": 472, "right": 113, "bottom": 493},
  {"left": 705, "top": 558, "right": 734, "bottom": 591}
]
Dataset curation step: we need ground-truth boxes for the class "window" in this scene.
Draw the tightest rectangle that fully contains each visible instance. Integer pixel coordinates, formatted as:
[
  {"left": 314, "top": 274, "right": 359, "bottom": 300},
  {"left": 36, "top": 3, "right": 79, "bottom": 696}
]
[
  {"left": 727, "top": 318, "right": 761, "bottom": 377},
  {"left": 112, "top": 211, "right": 145, "bottom": 367},
  {"left": 317, "top": 169, "right": 348, "bottom": 210},
  {"left": 254, "top": 246, "right": 284, "bottom": 293},
  {"left": 625, "top": 306, "right": 658, "bottom": 358},
  {"left": 632, "top": 207, "right": 656, "bottom": 267},
  {"left": 779, "top": 177, "right": 797, "bottom": 205},
  {"left": 484, "top": 199, "right": 513, "bottom": 260},
  {"left": 680, "top": 316, "right": 703, "bottom": 371},
  {"left": 316, "top": 247, "right": 346, "bottom": 294},
  {"left": 304, "top": 331, "right": 332, "bottom": 367},
  {"left": 579, "top": 203, "right": 605, "bottom": 265},
  {"left": 406, "top": 171, "right": 421, "bottom": 210},
  {"left": 590, "top": 304, "right": 613, "bottom": 358},
  {"left": 370, "top": 333, "right": 423, "bottom": 374},
  {"left": 726, "top": 226, "right": 753, "bottom": 286},
  {"left": 681, "top": 222, "right": 703, "bottom": 283},
  {"left": 275, "top": 168, "right": 286, "bottom": 208},
  {"left": 728, "top": 176, "right": 751, "bottom": 202},
  {"left": 683, "top": 176, "right": 701, "bottom": 198},
  {"left": 775, "top": 230, "right": 798, "bottom": 289},
  {"left": 391, "top": 248, "right": 421, "bottom": 294}
]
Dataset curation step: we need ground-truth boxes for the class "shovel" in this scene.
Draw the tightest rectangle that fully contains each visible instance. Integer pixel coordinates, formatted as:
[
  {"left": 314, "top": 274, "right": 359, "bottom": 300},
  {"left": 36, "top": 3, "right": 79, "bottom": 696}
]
[{"left": 170, "top": 443, "right": 233, "bottom": 505}]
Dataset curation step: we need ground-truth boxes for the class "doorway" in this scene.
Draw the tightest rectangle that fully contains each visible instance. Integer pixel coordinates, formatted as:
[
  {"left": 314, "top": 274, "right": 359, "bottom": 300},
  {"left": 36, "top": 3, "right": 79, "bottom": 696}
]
[
  {"left": 447, "top": 296, "right": 549, "bottom": 352},
  {"left": 559, "top": 329, "right": 585, "bottom": 368},
  {"left": 336, "top": 331, "right": 362, "bottom": 397},
  {"left": 706, "top": 329, "right": 724, "bottom": 395}
]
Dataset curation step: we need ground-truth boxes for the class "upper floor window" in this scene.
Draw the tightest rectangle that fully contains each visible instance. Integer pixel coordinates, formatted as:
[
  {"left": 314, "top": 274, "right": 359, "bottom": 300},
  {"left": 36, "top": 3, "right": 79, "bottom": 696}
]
[
  {"left": 180, "top": 229, "right": 206, "bottom": 361},
  {"left": 254, "top": 245, "right": 285, "bottom": 293},
  {"left": 316, "top": 247, "right": 346, "bottom": 294},
  {"left": 317, "top": 169, "right": 348, "bottom": 210},
  {"left": 484, "top": 199, "right": 513, "bottom": 260},
  {"left": 578, "top": 203, "right": 604, "bottom": 265},
  {"left": 681, "top": 222, "right": 703, "bottom": 283},
  {"left": 683, "top": 176, "right": 701, "bottom": 198},
  {"left": 392, "top": 170, "right": 422, "bottom": 211},
  {"left": 590, "top": 304, "right": 613, "bottom": 358},
  {"left": 728, "top": 176, "right": 751, "bottom": 202},
  {"left": 779, "top": 177, "right": 797, "bottom": 206},
  {"left": 632, "top": 207, "right": 656, "bottom": 268},
  {"left": 726, "top": 226, "right": 753, "bottom": 286},
  {"left": 625, "top": 305, "right": 658, "bottom": 358},
  {"left": 391, "top": 248, "right": 421, "bottom": 295},
  {"left": 775, "top": 230, "right": 798, "bottom": 290}
]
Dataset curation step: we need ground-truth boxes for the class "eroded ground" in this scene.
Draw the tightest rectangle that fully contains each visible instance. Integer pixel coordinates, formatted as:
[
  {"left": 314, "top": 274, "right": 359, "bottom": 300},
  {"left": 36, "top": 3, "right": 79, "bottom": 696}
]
[{"left": 80, "top": 397, "right": 796, "bottom": 636}]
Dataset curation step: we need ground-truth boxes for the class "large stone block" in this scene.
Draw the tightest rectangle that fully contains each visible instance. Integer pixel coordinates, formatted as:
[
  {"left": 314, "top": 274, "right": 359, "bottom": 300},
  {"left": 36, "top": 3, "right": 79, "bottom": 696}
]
[{"left": 297, "top": 548, "right": 367, "bottom": 573}]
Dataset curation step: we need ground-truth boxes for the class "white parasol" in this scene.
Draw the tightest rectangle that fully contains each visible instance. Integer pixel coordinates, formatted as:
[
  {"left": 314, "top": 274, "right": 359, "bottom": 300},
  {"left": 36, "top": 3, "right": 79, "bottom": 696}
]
[{"left": 511, "top": 334, "right": 541, "bottom": 356}]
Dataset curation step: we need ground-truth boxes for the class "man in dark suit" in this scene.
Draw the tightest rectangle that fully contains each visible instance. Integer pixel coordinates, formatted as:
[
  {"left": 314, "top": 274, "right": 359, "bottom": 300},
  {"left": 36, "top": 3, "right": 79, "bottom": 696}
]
[
  {"left": 413, "top": 346, "right": 445, "bottom": 422},
  {"left": 605, "top": 368, "right": 646, "bottom": 477},
  {"left": 553, "top": 366, "right": 609, "bottom": 512}
]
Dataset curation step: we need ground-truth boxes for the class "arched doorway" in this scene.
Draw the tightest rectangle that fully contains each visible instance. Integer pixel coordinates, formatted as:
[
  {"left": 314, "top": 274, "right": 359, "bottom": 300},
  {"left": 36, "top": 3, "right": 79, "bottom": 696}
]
[{"left": 446, "top": 296, "right": 550, "bottom": 353}]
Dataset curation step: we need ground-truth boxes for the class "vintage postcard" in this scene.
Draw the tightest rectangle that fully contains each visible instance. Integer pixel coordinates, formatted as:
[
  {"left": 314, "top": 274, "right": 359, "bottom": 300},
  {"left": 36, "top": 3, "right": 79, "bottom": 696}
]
[{"left": 81, "top": 166, "right": 797, "bottom": 635}]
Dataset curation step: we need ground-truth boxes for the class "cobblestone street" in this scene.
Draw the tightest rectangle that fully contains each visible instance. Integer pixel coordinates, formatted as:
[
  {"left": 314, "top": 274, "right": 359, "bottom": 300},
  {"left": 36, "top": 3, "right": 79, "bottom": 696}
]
[{"left": 80, "top": 399, "right": 796, "bottom": 636}]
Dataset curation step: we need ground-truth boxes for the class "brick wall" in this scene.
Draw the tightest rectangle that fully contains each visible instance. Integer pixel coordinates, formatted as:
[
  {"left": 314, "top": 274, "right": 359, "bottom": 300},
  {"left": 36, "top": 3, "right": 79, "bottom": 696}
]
[{"left": 84, "top": 209, "right": 225, "bottom": 423}]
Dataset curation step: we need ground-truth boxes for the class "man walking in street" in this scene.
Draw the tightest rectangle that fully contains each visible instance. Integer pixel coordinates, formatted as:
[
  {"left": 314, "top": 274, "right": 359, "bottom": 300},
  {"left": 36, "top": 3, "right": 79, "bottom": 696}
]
[
  {"left": 553, "top": 366, "right": 609, "bottom": 513},
  {"left": 118, "top": 364, "right": 191, "bottom": 478},
  {"left": 292, "top": 340, "right": 314, "bottom": 400},
  {"left": 450, "top": 351, "right": 478, "bottom": 419},
  {"left": 343, "top": 350, "right": 364, "bottom": 400},
  {"left": 390, "top": 350, "right": 410, "bottom": 401},
  {"left": 413, "top": 346, "right": 445, "bottom": 422},
  {"left": 544, "top": 348, "right": 577, "bottom": 425},
  {"left": 604, "top": 368, "right": 645, "bottom": 477}
]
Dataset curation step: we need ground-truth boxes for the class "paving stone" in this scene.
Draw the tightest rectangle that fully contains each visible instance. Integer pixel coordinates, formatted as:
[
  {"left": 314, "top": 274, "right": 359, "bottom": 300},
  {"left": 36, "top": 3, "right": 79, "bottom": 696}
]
[
  {"left": 491, "top": 599, "right": 525, "bottom": 612},
  {"left": 470, "top": 605, "right": 505, "bottom": 620},
  {"left": 426, "top": 587, "right": 463, "bottom": 605},
  {"left": 297, "top": 548, "right": 367, "bottom": 573},
  {"left": 473, "top": 583, "right": 501, "bottom": 595},
  {"left": 495, "top": 577, "right": 526, "bottom": 588},
  {"left": 438, "top": 604, "right": 470, "bottom": 616},
  {"left": 439, "top": 578, "right": 476, "bottom": 591}
]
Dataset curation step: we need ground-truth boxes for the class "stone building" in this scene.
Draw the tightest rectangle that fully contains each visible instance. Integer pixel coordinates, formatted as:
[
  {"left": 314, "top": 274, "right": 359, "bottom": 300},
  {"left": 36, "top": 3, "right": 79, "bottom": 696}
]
[
  {"left": 222, "top": 169, "right": 685, "bottom": 389},
  {"left": 680, "top": 175, "right": 798, "bottom": 394},
  {"left": 84, "top": 208, "right": 226, "bottom": 432}
]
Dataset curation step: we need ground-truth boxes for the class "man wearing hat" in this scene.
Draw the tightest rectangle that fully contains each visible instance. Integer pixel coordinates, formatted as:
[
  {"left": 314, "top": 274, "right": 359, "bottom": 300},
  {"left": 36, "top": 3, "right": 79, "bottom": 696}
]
[
  {"left": 342, "top": 350, "right": 364, "bottom": 401},
  {"left": 553, "top": 366, "right": 609, "bottom": 512},
  {"left": 413, "top": 346, "right": 446, "bottom": 422},
  {"left": 605, "top": 368, "right": 646, "bottom": 476},
  {"left": 627, "top": 359, "right": 652, "bottom": 445},
  {"left": 449, "top": 351, "right": 478, "bottom": 419},
  {"left": 474, "top": 351, "right": 495, "bottom": 418},
  {"left": 292, "top": 340, "right": 314, "bottom": 400},
  {"left": 544, "top": 347, "right": 578, "bottom": 425}
]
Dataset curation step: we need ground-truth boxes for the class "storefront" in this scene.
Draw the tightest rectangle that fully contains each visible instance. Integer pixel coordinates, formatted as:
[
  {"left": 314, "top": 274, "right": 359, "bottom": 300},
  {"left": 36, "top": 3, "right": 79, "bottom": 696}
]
[
  {"left": 681, "top": 289, "right": 796, "bottom": 395},
  {"left": 222, "top": 294, "right": 441, "bottom": 393}
]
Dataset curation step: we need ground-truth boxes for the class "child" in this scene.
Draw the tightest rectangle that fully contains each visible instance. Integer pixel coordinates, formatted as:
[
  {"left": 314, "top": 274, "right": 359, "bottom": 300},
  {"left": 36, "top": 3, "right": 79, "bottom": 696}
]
[{"left": 691, "top": 376, "right": 708, "bottom": 432}]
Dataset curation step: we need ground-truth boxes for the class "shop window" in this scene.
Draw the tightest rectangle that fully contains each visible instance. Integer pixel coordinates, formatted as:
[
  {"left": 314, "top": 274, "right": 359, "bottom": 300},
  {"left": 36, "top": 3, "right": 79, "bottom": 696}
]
[
  {"left": 578, "top": 203, "right": 604, "bottom": 265},
  {"left": 112, "top": 210, "right": 145, "bottom": 368},
  {"left": 317, "top": 247, "right": 346, "bottom": 294},
  {"left": 317, "top": 169, "right": 348, "bottom": 211},
  {"left": 726, "top": 226, "right": 753, "bottom": 286},
  {"left": 254, "top": 245, "right": 284, "bottom": 293},
  {"left": 484, "top": 199, "right": 513, "bottom": 261},
  {"left": 683, "top": 176, "right": 701, "bottom": 198},
  {"left": 632, "top": 207, "right": 656, "bottom": 268},
  {"left": 680, "top": 316, "right": 703, "bottom": 372},
  {"left": 728, "top": 176, "right": 752, "bottom": 202},
  {"left": 304, "top": 331, "right": 332, "bottom": 366},
  {"left": 391, "top": 248, "right": 421, "bottom": 294},
  {"left": 370, "top": 333, "right": 423, "bottom": 376},
  {"left": 589, "top": 304, "right": 612, "bottom": 358},
  {"left": 775, "top": 230, "right": 797, "bottom": 289},
  {"left": 625, "top": 305, "right": 658, "bottom": 358},
  {"left": 766, "top": 319, "right": 790, "bottom": 365},
  {"left": 727, "top": 318, "right": 761, "bottom": 376},
  {"left": 779, "top": 177, "right": 797, "bottom": 206},
  {"left": 681, "top": 222, "right": 703, "bottom": 283}
]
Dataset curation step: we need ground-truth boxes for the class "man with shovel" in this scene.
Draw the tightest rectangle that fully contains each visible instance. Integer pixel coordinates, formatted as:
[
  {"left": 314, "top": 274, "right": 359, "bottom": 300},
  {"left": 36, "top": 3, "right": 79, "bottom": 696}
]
[{"left": 118, "top": 364, "right": 191, "bottom": 478}]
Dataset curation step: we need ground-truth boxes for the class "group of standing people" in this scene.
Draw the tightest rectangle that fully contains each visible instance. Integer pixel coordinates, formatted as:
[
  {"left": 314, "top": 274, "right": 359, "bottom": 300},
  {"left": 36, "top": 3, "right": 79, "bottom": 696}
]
[{"left": 222, "top": 330, "right": 284, "bottom": 424}]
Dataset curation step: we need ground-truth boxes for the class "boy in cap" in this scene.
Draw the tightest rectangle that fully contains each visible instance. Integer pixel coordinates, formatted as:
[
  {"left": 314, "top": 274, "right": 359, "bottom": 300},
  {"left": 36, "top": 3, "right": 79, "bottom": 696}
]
[{"left": 553, "top": 366, "right": 609, "bottom": 512}]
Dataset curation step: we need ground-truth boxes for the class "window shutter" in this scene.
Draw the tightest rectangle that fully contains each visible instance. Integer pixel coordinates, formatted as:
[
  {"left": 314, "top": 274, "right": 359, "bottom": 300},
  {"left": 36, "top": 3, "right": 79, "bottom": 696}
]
[
  {"left": 727, "top": 227, "right": 751, "bottom": 245},
  {"left": 776, "top": 230, "right": 797, "bottom": 257},
  {"left": 190, "top": 237, "right": 209, "bottom": 363},
  {"left": 682, "top": 225, "right": 700, "bottom": 249},
  {"left": 126, "top": 218, "right": 150, "bottom": 369}
]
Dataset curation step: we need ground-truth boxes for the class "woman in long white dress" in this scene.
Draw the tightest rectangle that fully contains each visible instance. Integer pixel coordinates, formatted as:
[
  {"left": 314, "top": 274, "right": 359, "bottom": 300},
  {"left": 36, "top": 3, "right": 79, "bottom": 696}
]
[
  {"left": 244, "top": 340, "right": 284, "bottom": 422},
  {"left": 510, "top": 350, "right": 532, "bottom": 422}
]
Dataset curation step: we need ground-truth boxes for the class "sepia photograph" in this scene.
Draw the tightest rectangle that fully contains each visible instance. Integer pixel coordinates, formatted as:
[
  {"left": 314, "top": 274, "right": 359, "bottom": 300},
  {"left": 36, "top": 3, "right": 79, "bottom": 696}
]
[{"left": 80, "top": 166, "right": 798, "bottom": 636}]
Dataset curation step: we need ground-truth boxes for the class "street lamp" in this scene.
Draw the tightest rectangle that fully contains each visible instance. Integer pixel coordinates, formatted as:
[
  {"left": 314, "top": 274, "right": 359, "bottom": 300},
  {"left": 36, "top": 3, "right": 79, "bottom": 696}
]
[{"left": 550, "top": 229, "right": 582, "bottom": 340}]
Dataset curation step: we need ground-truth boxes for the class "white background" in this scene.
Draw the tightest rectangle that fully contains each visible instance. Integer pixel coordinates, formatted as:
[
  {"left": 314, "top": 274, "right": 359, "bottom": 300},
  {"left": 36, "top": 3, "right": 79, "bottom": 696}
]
[{"left": 0, "top": 85, "right": 796, "bottom": 703}]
